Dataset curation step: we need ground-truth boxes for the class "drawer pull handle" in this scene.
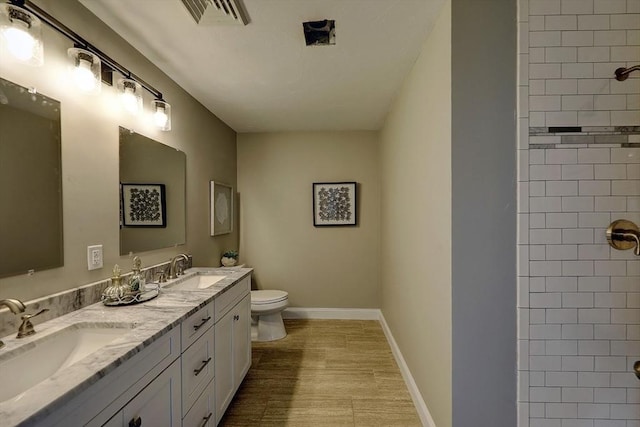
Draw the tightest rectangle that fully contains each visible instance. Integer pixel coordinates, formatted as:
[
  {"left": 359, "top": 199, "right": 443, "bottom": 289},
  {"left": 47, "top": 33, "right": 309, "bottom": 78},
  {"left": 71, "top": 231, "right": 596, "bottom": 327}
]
[
  {"left": 234, "top": 314, "right": 239, "bottom": 321},
  {"left": 129, "top": 416, "right": 142, "bottom": 427},
  {"left": 200, "top": 412, "right": 213, "bottom": 426},
  {"left": 193, "top": 316, "right": 212, "bottom": 331},
  {"left": 194, "top": 357, "right": 212, "bottom": 376}
]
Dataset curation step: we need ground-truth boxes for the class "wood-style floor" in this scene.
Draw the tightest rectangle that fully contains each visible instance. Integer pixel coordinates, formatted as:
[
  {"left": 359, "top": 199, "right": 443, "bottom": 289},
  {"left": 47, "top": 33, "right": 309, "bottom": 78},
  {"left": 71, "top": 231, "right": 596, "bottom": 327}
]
[{"left": 220, "top": 319, "right": 422, "bottom": 426}]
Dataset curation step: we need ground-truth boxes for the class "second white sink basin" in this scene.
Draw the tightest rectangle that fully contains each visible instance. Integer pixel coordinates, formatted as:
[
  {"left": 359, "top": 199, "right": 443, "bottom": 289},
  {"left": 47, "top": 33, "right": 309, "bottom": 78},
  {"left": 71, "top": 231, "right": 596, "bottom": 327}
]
[
  {"left": 164, "top": 274, "right": 227, "bottom": 290},
  {"left": 0, "top": 322, "right": 134, "bottom": 403}
]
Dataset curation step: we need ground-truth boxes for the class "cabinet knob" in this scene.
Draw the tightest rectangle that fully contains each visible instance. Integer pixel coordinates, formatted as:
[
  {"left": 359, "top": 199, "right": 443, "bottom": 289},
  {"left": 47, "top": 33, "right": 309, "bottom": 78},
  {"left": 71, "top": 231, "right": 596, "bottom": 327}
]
[
  {"left": 129, "top": 416, "right": 142, "bottom": 427},
  {"left": 234, "top": 314, "right": 239, "bottom": 321}
]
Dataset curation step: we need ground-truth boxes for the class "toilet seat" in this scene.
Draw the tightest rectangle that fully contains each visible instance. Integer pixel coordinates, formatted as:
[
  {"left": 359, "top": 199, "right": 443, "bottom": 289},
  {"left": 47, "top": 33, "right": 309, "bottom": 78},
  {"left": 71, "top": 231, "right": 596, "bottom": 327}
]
[{"left": 251, "top": 290, "right": 288, "bottom": 305}]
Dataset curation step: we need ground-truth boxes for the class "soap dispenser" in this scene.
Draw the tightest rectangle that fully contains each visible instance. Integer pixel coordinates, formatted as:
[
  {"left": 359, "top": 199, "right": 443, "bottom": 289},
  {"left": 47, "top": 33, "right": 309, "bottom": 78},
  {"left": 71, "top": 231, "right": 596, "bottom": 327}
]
[
  {"left": 128, "top": 256, "right": 146, "bottom": 294},
  {"left": 102, "top": 264, "right": 127, "bottom": 303}
]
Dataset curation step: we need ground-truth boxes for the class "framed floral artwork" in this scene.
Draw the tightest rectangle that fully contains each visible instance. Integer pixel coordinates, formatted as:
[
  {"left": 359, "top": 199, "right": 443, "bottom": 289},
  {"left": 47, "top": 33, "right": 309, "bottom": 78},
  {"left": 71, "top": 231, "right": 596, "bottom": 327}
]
[
  {"left": 210, "top": 181, "right": 233, "bottom": 235},
  {"left": 312, "top": 182, "right": 357, "bottom": 227},
  {"left": 121, "top": 183, "right": 166, "bottom": 227}
]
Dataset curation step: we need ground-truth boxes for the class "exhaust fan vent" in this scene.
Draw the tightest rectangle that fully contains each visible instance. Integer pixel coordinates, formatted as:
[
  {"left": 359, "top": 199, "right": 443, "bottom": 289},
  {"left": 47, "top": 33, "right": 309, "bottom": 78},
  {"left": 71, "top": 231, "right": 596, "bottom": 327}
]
[
  {"left": 303, "top": 20, "right": 335, "bottom": 46},
  {"left": 181, "top": 0, "right": 248, "bottom": 25}
]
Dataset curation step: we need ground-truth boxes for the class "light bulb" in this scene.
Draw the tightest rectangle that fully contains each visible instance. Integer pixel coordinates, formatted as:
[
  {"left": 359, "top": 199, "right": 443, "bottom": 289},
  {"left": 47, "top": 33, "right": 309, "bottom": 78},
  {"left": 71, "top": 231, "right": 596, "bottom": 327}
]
[
  {"left": 151, "top": 99, "right": 171, "bottom": 131},
  {"left": 73, "top": 58, "right": 96, "bottom": 92},
  {"left": 153, "top": 106, "right": 168, "bottom": 128},
  {"left": 121, "top": 88, "right": 140, "bottom": 115},
  {"left": 3, "top": 24, "right": 35, "bottom": 62}
]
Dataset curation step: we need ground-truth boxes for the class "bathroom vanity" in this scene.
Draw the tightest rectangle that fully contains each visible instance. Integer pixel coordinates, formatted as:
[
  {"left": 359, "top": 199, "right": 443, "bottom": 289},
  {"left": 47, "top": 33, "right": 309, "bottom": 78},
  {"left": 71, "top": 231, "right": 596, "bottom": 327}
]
[{"left": 0, "top": 267, "right": 252, "bottom": 427}]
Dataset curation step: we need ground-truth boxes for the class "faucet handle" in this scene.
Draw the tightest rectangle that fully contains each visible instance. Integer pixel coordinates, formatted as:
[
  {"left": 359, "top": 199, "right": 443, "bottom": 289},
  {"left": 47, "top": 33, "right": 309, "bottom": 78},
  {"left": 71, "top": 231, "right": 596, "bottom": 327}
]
[
  {"left": 155, "top": 271, "right": 167, "bottom": 283},
  {"left": 17, "top": 308, "right": 49, "bottom": 339}
]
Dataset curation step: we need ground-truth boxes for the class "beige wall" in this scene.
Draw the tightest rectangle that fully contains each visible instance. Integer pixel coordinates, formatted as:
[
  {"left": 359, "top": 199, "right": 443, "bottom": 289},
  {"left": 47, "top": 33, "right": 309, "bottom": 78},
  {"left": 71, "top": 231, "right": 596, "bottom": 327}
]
[
  {"left": 237, "top": 131, "right": 379, "bottom": 308},
  {"left": 379, "top": 2, "right": 452, "bottom": 426},
  {"left": 0, "top": 0, "right": 237, "bottom": 301}
]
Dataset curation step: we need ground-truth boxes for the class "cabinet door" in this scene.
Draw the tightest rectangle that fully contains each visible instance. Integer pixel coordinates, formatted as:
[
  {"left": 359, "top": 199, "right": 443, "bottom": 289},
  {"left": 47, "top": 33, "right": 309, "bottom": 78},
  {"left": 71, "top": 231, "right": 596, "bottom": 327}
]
[
  {"left": 214, "top": 309, "right": 234, "bottom": 425},
  {"left": 121, "top": 358, "right": 182, "bottom": 427},
  {"left": 233, "top": 294, "right": 251, "bottom": 385}
]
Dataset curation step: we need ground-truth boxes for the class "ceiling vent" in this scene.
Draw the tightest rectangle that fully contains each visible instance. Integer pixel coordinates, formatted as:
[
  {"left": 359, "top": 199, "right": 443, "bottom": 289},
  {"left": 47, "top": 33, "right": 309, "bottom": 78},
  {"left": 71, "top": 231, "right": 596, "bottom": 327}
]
[
  {"left": 181, "top": 0, "right": 248, "bottom": 25},
  {"left": 303, "top": 20, "right": 335, "bottom": 46}
]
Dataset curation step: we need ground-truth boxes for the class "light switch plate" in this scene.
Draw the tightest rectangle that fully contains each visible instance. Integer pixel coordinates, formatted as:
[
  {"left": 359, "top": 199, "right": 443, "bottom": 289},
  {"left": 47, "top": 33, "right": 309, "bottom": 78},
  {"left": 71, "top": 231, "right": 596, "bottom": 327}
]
[{"left": 87, "top": 244, "right": 103, "bottom": 270}]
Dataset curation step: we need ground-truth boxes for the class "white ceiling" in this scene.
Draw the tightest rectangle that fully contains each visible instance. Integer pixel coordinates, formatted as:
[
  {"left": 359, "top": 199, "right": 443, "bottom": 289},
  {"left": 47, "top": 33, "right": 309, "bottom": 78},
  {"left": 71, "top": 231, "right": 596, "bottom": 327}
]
[{"left": 80, "top": 0, "right": 446, "bottom": 133}]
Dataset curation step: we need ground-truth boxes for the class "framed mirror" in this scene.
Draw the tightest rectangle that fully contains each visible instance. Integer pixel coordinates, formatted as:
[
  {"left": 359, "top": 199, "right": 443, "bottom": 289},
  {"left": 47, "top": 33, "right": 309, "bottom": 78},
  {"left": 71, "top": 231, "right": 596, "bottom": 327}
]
[
  {"left": 119, "top": 127, "right": 186, "bottom": 255},
  {"left": 0, "top": 77, "right": 63, "bottom": 278}
]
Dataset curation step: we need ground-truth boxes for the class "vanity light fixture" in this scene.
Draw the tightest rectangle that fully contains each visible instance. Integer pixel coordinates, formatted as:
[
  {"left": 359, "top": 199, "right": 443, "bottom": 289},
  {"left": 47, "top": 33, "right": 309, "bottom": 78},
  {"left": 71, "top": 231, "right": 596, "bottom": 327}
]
[
  {"left": 0, "top": 2, "right": 43, "bottom": 65},
  {"left": 68, "top": 47, "right": 100, "bottom": 94},
  {"left": 151, "top": 99, "right": 171, "bottom": 131},
  {"left": 1, "top": 0, "right": 173, "bottom": 130},
  {"left": 118, "top": 78, "right": 143, "bottom": 116}
]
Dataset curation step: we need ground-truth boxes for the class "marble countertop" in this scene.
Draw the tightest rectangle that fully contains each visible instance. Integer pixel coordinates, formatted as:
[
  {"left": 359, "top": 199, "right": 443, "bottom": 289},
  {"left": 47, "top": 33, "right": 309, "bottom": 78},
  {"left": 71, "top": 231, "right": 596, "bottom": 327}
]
[{"left": 0, "top": 267, "right": 252, "bottom": 427}]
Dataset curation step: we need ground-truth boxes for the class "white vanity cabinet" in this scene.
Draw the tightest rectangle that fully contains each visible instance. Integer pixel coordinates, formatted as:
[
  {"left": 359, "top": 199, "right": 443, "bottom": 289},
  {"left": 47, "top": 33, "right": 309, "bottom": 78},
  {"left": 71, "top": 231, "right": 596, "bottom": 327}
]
[{"left": 214, "top": 277, "right": 251, "bottom": 425}]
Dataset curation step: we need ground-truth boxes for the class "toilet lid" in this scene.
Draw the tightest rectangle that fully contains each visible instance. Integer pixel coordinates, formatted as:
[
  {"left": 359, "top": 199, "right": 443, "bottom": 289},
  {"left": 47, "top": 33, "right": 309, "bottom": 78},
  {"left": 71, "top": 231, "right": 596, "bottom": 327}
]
[{"left": 251, "top": 290, "right": 288, "bottom": 304}]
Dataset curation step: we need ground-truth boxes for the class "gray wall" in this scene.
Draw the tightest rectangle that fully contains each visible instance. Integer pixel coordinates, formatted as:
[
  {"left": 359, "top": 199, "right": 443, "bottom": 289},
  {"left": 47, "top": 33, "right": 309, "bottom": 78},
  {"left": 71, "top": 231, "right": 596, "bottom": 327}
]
[{"left": 451, "top": 0, "right": 517, "bottom": 426}]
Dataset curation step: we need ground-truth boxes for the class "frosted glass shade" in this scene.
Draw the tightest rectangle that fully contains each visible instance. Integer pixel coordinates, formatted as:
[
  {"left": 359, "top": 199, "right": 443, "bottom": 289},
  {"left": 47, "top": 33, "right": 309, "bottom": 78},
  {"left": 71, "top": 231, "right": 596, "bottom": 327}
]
[
  {"left": 68, "top": 48, "right": 101, "bottom": 94},
  {"left": 151, "top": 99, "right": 171, "bottom": 131},
  {"left": 117, "top": 78, "right": 143, "bottom": 115},
  {"left": 0, "top": 3, "right": 43, "bottom": 66}
]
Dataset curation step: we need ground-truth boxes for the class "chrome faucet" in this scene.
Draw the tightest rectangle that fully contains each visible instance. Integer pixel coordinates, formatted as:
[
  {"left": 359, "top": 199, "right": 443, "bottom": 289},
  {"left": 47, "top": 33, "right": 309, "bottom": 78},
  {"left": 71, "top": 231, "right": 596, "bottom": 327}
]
[
  {"left": 0, "top": 298, "right": 26, "bottom": 349},
  {"left": 168, "top": 254, "right": 190, "bottom": 280}
]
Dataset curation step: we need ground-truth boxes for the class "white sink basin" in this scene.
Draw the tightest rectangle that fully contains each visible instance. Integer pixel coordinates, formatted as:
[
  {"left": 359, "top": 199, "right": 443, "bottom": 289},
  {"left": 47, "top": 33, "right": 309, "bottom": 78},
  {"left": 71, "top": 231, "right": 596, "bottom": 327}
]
[
  {"left": 0, "top": 323, "right": 134, "bottom": 402},
  {"left": 164, "top": 274, "right": 227, "bottom": 290}
]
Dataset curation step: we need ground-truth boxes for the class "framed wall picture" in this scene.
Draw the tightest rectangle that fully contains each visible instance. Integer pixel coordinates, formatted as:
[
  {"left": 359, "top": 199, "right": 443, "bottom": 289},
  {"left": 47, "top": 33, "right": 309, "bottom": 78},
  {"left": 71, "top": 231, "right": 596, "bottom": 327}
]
[
  {"left": 121, "top": 183, "right": 166, "bottom": 227},
  {"left": 211, "top": 181, "right": 233, "bottom": 236},
  {"left": 313, "top": 182, "right": 357, "bottom": 227}
]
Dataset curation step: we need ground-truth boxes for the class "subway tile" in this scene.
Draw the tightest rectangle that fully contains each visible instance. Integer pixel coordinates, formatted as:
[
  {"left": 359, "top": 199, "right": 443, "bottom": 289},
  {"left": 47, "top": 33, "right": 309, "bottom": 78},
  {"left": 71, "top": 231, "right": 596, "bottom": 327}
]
[
  {"left": 531, "top": 95, "right": 562, "bottom": 111},
  {"left": 578, "top": 149, "right": 610, "bottom": 165},
  {"left": 578, "top": 15, "right": 609, "bottom": 30},
  {"left": 520, "top": 86, "right": 530, "bottom": 117},
  {"left": 578, "top": 111, "right": 611, "bottom": 126},
  {"left": 594, "top": 62, "right": 625, "bottom": 79},
  {"left": 563, "top": 387, "right": 595, "bottom": 403},
  {"left": 577, "top": 403, "right": 611, "bottom": 419},
  {"left": 547, "top": 276, "right": 578, "bottom": 292},
  {"left": 611, "top": 308, "right": 640, "bottom": 324},
  {"left": 578, "top": 47, "right": 610, "bottom": 62},
  {"left": 610, "top": 78, "right": 640, "bottom": 94},
  {"left": 562, "top": 420, "right": 595, "bottom": 427},
  {"left": 611, "top": 372, "right": 640, "bottom": 387},
  {"left": 611, "top": 180, "right": 640, "bottom": 195},
  {"left": 530, "top": 46, "right": 546, "bottom": 63},
  {"left": 628, "top": 197, "right": 640, "bottom": 212},
  {"left": 520, "top": 53, "right": 530, "bottom": 83},
  {"left": 563, "top": 324, "right": 594, "bottom": 339},
  {"left": 531, "top": 63, "right": 563, "bottom": 79},
  {"left": 578, "top": 79, "right": 611, "bottom": 95},
  {"left": 532, "top": 196, "right": 563, "bottom": 212},
  {"left": 562, "top": 0, "right": 594, "bottom": 14},
  {"left": 628, "top": 94, "right": 640, "bottom": 110},
  {"left": 547, "top": 339, "right": 578, "bottom": 355},
  {"left": 578, "top": 244, "right": 610, "bottom": 260},
  {"left": 579, "top": 181, "right": 611, "bottom": 196},
  {"left": 611, "top": 46, "right": 640, "bottom": 62},
  {"left": 578, "top": 308, "right": 611, "bottom": 323},
  {"left": 562, "top": 196, "right": 595, "bottom": 212},
  {"left": 520, "top": 182, "right": 530, "bottom": 213},
  {"left": 579, "top": 277, "right": 610, "bottom": 292},
  {"left": 563, "top": 31, "right": 594, "bottom": 47},
  {"left": 594, "top": 196, "right": 627, "bottom": 211},
  {"left": 595, "top": 356, "right": 628, "bottom": 371},
  {"left": 610, "top": 14, "right": 640, "bottom": 30},
  {"left": 546, "top": 371, "right": 578, "bottom": 386},
  {"left": 611, "top": 148, "right": 640, "bottom": 163},
  {"left": 627, "top": 292, "right": 640, "bottom": 308},
  {"left": 594, "top": 324, "right": 627, "bottom": 340},
  {"left": 628, "top": 29, "right": 640, "bottom": 44},
  {"left": 595, "top": 293, "right": 627, "bottom": 308},
  {"left": 531, "top": 292, "right": 563, "bottom": 308},
  {"left": 563, "top": 95, "right": 594, "bottom": 110},
  {"left": 532, "top": 135, "right": 562, "bottom": 145},
  {"left": 578, "top": 340, "right": 611, "bottom": 356},
  {"left": 562, "top": 135, "right": 595, "bottom": 144},
  {"left": 609, "top": 403, "right": 640, "bottom": 419},
  {"left": 547, "top": 148, "right": 578, "bottom": 164},
  {"left": 520, "top": 22, "right": 530, "bottom": 52},
  {"left": 547, "top": 212, "right": 578, "bottom": 227},
  {"left": 594, "top": 0, "right": 627, "bottom": 13},
  {"left": 578, "top": 212, "right": 611, "bottom": 228},
  {"left": 531, "top": 244, "right": 546, "bottom": 260},
  {"left": 563, "top": 355, "right": 595, "bottom": 371},
  {"left": 628, "top": 388, "right": 640, "bottom": 404},
  {"left": 629, "top": 325, "right": 640, "bottom": 340},
  {"left": 547, "top": 402, "right": 579, "bottom": 418},
  {"left": 546, "top": 15, "right": 578, "bottom": 30},
  {"left": 531, "top": 79, "right": 546, "bottom": 95},
  {"left": 547, "top": 79, "right": 578, "bottom": 95},
  {"left": 548, "top": 244, "right": 579, "bottom": 259},
  {"left": 532, "top": 164, "right": 563, "bottom": 180},
  {"left": 530, "top": 0, "right": 562, "bottom": 15},
  {"left": 594, "top": 388, "right": 627, "bottom": 404},
  {"left": 594, "top": 30, "right": 627, "bottom": 46},
  {"left": 595, "top": 260, "right": 627, "bottom": 276},
  {"left": 594, "top": 94, "right": 627, "bottom": 111},
  {"left": 533, "top": 324, "right": 563, "bottom": 339},
  {"left": 594, "top": 164, "right": 626, "bottom": 180},
  {"left": 564, "top": 228, "right": 595, "bottom": 244},
  {"left": 531, "top": 31, "right": 562, "bottom": 47},
  {"left": 610, "top": 277, "right": 638, "bottom": 292},
  {"left": 547, "top": 111, "right": 579, "bottom": 126},
  {"left": 564, "top": 292, "right": 595, "bottom": 307},
  {"left": 611, "top": 110, "right": 640, "bottom": 126},
  {"left": 610, "top": 340, "right": 640, "bottom": 356},
  {"left": 531, "top": 212, "right": 547, "bottom": 228},
  {"left": 530, "top": 15, "right": 545, "bottom": 31},
  {"left": 629, "top": 0, "right": 640, "bottom": 13},
  {"left": 548, "top": 180, "right": 579, "bottom": 196},
  {"left": 531, "top": 260, "right": 563, "bottom": 276},
  {"left": 578, "top": 372, "right": 610, "bottom": 388},
  {"left": 547, "top": 308, "right": 579, "bottom": 323},
  {"left": 563, "top": 63, "right": 594, "bottom": 78}
]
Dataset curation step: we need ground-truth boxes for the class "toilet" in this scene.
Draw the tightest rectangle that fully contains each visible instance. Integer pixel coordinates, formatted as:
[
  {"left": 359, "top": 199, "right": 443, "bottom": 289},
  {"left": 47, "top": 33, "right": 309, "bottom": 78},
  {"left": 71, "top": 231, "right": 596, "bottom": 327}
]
[{"left": 250, "top": 290, "right": 289, "bottom": 341}]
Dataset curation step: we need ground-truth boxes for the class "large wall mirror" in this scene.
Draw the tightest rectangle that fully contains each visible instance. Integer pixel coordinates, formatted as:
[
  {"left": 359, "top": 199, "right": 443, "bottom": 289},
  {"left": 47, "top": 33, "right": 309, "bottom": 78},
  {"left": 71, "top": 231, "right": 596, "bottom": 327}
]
[
  {"left": 0, "top": 77, "right": 63, "bottom": 279},
  {"left": 119, "top": 127, "right": 186, "bottom": 255}
]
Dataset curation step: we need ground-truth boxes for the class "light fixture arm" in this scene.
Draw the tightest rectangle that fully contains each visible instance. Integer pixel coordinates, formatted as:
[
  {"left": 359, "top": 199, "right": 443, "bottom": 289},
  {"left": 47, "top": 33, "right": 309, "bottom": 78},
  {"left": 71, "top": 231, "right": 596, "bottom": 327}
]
[{"left": 11, "top": 0, "right": 163, "bottom": 100}]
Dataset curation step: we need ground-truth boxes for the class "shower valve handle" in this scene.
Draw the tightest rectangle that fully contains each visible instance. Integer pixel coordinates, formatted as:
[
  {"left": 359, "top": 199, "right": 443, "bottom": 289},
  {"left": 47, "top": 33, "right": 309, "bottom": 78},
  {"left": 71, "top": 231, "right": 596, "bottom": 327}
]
[{"left": 606, "top": 220, "right": 640, "bottom": 256}]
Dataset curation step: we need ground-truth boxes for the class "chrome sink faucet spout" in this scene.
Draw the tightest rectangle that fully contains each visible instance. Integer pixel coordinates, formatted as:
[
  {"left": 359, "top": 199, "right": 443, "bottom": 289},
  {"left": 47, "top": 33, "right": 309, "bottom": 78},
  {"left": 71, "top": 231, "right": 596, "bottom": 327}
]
[{"left": 169, "top": 254, "right": 190, "bottom": 280}]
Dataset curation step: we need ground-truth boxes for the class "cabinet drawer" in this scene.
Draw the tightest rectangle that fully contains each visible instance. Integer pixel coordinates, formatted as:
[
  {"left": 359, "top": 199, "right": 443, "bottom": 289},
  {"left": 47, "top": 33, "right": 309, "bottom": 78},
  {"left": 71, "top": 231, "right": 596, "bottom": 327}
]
[
  {"left": 215, "top": 276, "right": 250, "bottom": 322},
  {"left": 183, "top": 381, "right": 215, "bottom": 427},
  {"left": 182, "top": 301, "right": 214, "bottom": 351},
  {"left": 182, "top": 326, "right": 214, "bottom": 416}
]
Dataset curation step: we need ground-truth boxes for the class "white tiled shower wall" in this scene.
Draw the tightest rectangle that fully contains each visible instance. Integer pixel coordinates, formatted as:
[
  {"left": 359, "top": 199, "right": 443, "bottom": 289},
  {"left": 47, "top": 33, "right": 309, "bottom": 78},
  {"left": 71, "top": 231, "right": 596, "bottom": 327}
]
[{"left": 518, "top": 1, "right": 640, "bottom": 426}]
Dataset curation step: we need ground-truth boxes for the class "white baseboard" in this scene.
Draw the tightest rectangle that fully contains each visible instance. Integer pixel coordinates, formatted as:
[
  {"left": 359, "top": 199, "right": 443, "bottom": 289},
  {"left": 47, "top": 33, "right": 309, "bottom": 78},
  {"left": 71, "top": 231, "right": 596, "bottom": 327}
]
[
  {"left": 379, "top": 313, "right": 436, "bottom": 427},
  {"left": 282, "top": 307, "right": 381, "bottom": 320},
  {"left": 282, "top": 307, "right": 436, "bottom": 427}
]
